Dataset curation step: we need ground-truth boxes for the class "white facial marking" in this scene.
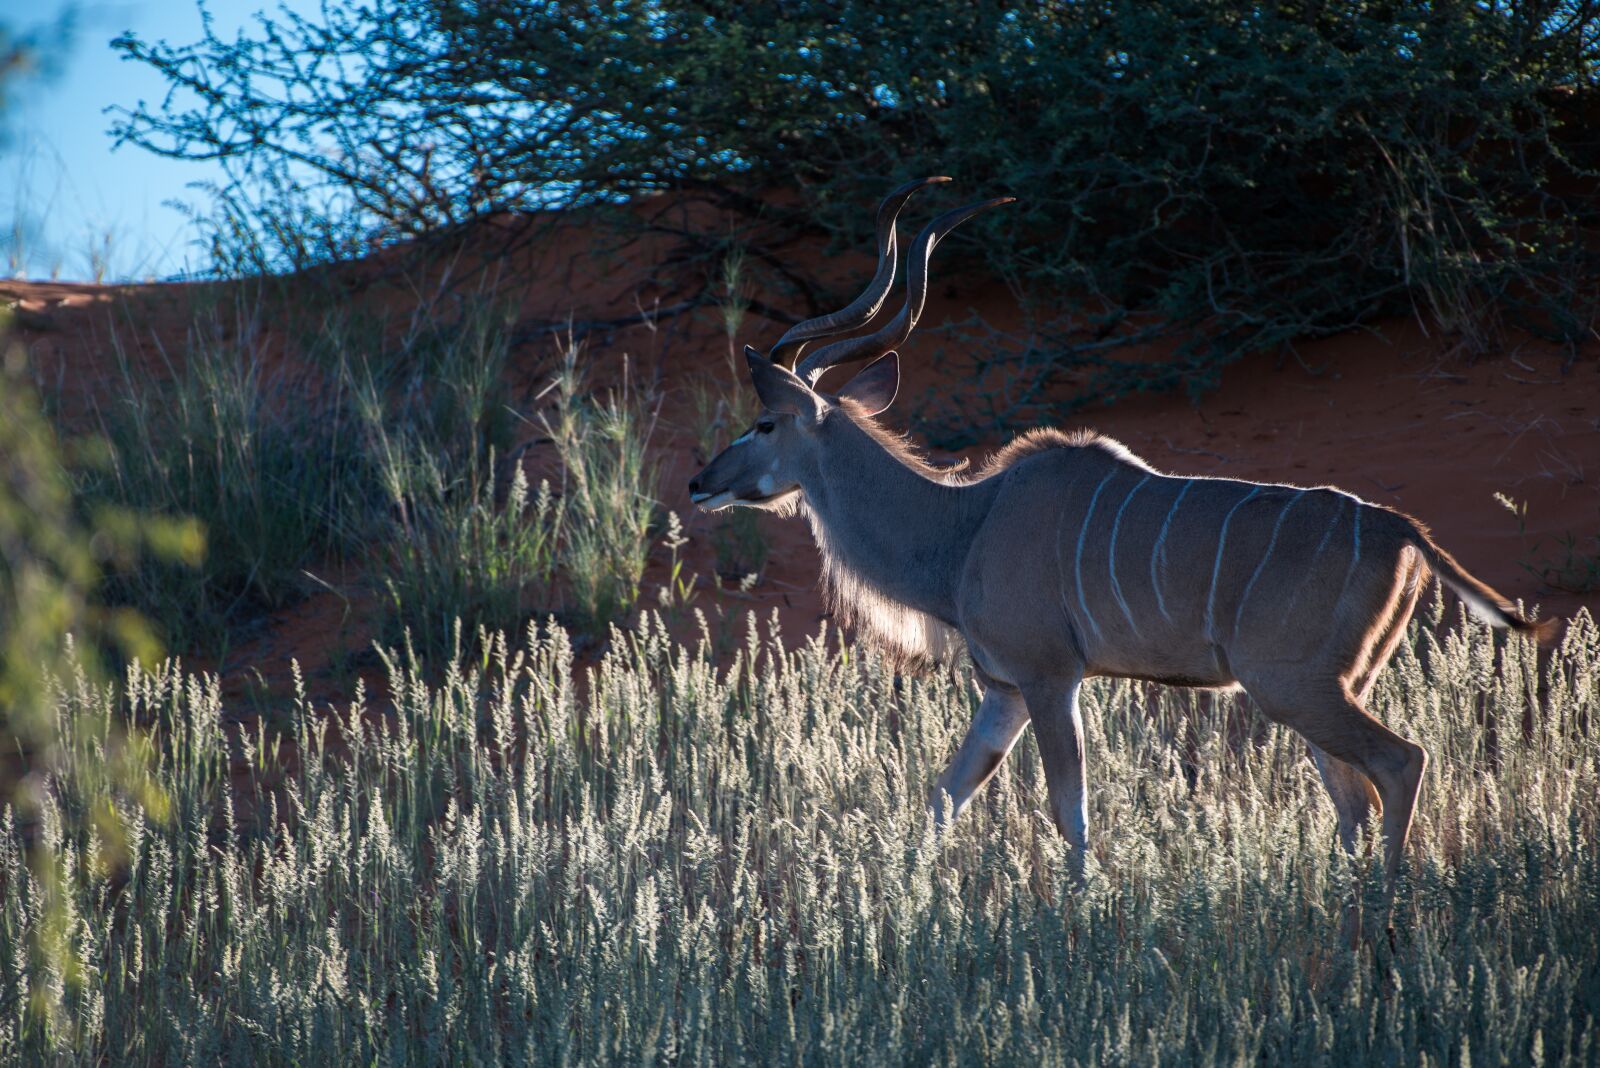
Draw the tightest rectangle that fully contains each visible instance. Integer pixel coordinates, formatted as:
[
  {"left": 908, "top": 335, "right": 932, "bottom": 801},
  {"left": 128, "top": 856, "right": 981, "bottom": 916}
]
[
  {"left": 756, "top": 474, "right": 776, "bottom": 496},
  {"left": 730, "top": 429, "right": 754, "bottom": 447}
]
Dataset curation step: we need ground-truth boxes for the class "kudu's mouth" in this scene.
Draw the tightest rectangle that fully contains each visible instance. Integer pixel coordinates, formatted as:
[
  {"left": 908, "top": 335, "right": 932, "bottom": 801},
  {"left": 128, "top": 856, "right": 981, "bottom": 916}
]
[
  {"left": 688, "top": 488, "right": 736, "bottom": 511},
  {"left": 689, "top": 486, "right": 799, "bottom": 512}
]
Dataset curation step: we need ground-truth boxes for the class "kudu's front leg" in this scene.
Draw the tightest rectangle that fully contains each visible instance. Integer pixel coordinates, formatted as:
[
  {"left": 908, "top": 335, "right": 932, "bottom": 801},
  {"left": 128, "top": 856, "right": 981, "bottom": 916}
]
[
  {"left": 1023, "top": 674, "right": 1092, "bottom": 883},
  {"left": 928, "top": 684, "right": 1030, "bottom": 829}
]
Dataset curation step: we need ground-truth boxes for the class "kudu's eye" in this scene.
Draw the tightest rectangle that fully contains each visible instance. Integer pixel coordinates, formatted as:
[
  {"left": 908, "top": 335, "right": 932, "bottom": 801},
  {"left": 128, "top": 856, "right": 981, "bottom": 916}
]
[{"left": 757, "top": 420, "right": 775, "bottom": 434}]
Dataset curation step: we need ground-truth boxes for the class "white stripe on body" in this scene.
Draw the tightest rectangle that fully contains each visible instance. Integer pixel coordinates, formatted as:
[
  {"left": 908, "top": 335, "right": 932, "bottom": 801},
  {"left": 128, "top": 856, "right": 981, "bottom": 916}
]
[
  {"left": 1234, "top": 493, "right": 1301, "bottom": 634},
  {"left": 1150, "top": 478, "right": 1195, "bottom": 623},
  {"left": 1204, "top": 486, "right": 1264, "bottom": 640},
  {"left": 1335, "top": 502, "right": 1364, "bottom": 606},
  {"left": 1277, "top": 494, "right": 1348, "bottom": 626},
  {"left": 1107, "top": 474, "right": 1151, "bottom": 637},
  {"left": 1073, "top": 472, "right": 1117, "bottom": 640}
]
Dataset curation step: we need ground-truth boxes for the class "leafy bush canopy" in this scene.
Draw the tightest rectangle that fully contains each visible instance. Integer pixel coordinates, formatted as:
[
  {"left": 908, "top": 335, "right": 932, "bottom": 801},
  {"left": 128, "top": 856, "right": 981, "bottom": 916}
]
[{"left": 114, "top": 2, "right": 1600, "bottom": 418}]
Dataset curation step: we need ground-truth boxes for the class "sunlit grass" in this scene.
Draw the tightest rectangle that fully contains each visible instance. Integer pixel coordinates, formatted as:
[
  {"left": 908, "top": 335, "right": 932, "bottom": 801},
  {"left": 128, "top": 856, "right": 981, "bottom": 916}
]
[{"left": 2, "top": 598, "right": 1596, "bottom": 1063}]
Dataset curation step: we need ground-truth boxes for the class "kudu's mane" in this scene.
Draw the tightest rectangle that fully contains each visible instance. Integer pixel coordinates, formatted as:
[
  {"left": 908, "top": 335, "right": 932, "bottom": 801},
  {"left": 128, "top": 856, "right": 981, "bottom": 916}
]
[
  {"left": 805, "top": 517, "right": 962, "bottom": 673},
  {"left": 802, "top": 401, "right": 967, "bottom": 672},
  {"left": 841, "top": 408, "right": 1153, "bottom": 486},
  {"left": 837, "top": 399, "right": 970, "bottom": 482},
  {"left": 962, "top": 426, "right": 1155, "bottom": 482}
]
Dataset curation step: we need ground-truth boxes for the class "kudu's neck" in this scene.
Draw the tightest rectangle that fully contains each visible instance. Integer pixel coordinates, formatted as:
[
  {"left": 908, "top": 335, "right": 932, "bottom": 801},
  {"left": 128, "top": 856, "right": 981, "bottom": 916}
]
[{"left": 800, "top": 412, "right": 995, "bottom": 624}]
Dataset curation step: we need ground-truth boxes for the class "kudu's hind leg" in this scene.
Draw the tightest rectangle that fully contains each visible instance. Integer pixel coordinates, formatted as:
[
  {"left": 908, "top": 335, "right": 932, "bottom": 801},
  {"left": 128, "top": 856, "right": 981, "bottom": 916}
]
[
  {"left": 1021, "top": 673, "right": 1092, "bottom": 882},
  {"left": 1306, "top": 578, "right": 1419, "bottom": 857},
  {"left": 1308, "top": 574, "right": 1423, "bottom": 858},
  {"left": 929, "top": 685, "right": 1030, "bottom": 827},
  {"left": 1250, "top": 676, "right": 1426, "bottom": 889},
  {"left": 1307, "top": 744, "right": 1382, "bottom": 856},
  {"left": 1306, "top": 742, "right": 1382, "bottom": 947}
]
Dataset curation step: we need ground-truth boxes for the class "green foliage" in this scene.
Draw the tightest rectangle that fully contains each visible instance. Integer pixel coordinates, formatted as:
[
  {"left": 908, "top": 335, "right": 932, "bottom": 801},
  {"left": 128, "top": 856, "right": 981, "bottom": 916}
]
[
  {"left": 0, "top": 323, "right": 179, "bottom": 1037},
  {"left": 349, "top": 293, "right": 535, "bottom": 667},
  {"left": 115, "top": 1, "right": 1600, "bottom": 420},
  {"left": 689, "top": 245, "right": 760, "bottom": 463},
  {"left": 2, "top": 605, "right": 1597, "bottom": 1061},
  {"left": 0, "top": 334, "right": 186, "bottom": 809},
  {"left": 356, "top": 309, "right": 663, "bottom": 659},
  {"left": 58, "top": 288, "right": 666, "bottom": 663}
]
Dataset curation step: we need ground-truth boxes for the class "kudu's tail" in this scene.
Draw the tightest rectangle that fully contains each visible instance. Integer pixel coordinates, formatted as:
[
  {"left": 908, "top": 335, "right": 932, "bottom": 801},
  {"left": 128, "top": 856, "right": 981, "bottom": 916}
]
[{"left": 1395, "top": 512, "right": 1558, "bottom": 641}]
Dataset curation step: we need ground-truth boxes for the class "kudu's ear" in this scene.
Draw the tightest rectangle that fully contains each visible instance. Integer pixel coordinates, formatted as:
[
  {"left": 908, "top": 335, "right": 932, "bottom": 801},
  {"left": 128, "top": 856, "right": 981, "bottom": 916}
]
[
  {"left": 745, "top": 345, "right": 821, "bottom": 419},
  {"left": 835, "top": 352, "right": 899, "bottom": 416}
]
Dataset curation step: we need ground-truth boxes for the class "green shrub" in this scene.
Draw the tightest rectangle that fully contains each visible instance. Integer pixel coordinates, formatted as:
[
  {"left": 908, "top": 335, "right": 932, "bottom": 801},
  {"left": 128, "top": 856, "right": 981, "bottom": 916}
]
[
  {"left": 65, "top": 288, "right": 666, "bottom": 662},
  {"left": 364, "top": 315, "right": 663, "bottom": 658},
  {"left": 0, "top": 327, "right": 184, "bottom": 1039},
  {"left": 116, "top": 1, "right": 1600, "bottom": 421},
  {"left": 2, "top": 603, "right": 1596, "bottom": 1061},
  {"left": 352, "top": 295, "right": 547, "bottom": 661}
]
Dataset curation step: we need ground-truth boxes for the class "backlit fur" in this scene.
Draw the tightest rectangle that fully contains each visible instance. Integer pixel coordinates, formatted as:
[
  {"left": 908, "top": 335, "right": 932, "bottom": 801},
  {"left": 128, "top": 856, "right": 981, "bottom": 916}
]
[{"left": 803, "top": 502, "right": 960, "bottom": 671}]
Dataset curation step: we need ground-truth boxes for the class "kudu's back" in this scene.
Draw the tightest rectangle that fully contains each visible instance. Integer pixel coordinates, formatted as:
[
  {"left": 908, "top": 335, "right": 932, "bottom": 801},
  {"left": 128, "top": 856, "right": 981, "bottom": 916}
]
[{"left": 957, "top": 432, "right": 1535, "bottom": 692}]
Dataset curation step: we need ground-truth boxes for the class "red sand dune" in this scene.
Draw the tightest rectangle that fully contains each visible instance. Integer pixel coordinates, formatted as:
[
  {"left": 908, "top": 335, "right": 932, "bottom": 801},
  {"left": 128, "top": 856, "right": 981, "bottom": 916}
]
[{"left": 4, "top": 207, "right": 1596, "bottom": 699}]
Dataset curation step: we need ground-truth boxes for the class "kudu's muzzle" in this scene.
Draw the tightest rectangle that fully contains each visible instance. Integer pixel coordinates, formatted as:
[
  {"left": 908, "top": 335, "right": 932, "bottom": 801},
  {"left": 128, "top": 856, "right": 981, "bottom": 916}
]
[{"left": 686, "top": 450, "right": 741, "bottom": 510}]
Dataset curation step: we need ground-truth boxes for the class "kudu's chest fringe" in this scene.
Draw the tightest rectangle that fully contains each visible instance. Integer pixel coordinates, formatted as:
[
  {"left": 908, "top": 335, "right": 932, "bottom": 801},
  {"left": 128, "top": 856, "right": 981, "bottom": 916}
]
[{"left": 804, "top": 508, "right": 961, "bottom": 671}]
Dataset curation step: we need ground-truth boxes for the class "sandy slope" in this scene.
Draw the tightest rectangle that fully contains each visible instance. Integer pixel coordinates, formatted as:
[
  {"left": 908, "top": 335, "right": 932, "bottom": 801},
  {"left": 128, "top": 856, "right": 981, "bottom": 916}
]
[{"left": 3, "top": 213, "right": 1596, "bottom": 698}]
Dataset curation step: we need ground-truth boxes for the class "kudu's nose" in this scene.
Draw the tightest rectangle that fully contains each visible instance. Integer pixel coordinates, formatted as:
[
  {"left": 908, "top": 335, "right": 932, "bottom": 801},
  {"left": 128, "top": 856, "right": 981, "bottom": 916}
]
[{"left": 687, "top": 477, "right": 701, "bottom": 495}]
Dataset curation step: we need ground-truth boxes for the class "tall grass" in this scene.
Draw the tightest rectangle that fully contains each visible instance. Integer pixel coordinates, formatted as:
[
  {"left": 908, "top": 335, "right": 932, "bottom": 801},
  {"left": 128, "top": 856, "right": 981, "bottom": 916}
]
[
  {"left": 346, "top": 295, "right": 551, "bottom": 661},
  {"left": 71, "top": 293, "right": 666, "bottom": 659},
  {"left": 374, "top": 446, "right": 560, "bottom": 665},
  {"left": 82, "top": 304, "right": 371, "bottom": 649},
  {"left": 542, "top": 343, "right": 660, "bottom": 640},
  {"left": 363, "top": 323, "right": 662, "bottom": 658},
  {"left": 2, "top": 600, "right": 1596, "bottom": 1063},
  {"left": 689, "top": 245, "right": 767, "bottom": 583}
]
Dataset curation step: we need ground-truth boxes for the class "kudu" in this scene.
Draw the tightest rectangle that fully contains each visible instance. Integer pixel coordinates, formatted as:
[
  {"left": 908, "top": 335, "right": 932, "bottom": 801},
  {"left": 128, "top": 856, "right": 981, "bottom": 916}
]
[{"left": 687, "top": 177, "right": 1553, "bottom": 904}]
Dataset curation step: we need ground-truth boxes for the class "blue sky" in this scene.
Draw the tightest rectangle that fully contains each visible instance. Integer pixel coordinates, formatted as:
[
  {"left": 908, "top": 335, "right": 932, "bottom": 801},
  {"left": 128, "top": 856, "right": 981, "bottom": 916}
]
[{"left": 4, "top": 1, "right": 316, "bottom": 282}]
